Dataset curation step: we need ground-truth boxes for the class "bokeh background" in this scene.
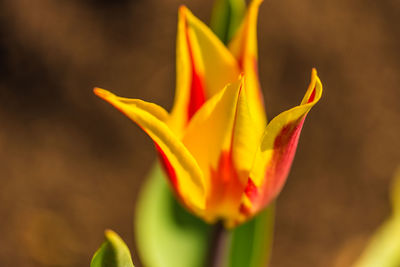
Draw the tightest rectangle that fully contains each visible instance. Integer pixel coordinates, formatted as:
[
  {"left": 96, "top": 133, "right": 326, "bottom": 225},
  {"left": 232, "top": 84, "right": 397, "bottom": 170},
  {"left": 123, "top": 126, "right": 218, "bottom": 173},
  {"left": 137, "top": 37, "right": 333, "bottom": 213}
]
[{"left": 0, "top": 0, "right": 399, "bottom": 266}]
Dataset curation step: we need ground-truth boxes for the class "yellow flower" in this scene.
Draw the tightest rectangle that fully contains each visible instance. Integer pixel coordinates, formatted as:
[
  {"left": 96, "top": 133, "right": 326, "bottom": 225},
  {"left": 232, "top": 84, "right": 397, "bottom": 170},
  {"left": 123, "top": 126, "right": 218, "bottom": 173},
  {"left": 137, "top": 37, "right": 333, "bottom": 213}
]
[{"left": 94, "top": 0, "right": 322, "bottom": 228}]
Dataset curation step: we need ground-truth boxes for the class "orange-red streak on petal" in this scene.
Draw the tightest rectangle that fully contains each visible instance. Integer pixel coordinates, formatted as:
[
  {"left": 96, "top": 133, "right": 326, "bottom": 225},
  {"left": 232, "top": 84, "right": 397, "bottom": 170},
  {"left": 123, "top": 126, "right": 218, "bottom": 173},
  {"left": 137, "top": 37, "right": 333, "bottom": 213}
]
[
  {"left": 188, "top": 68, "right": 205, "bottom": 120},
  {"left": 207, "top": 151, "right": 245, "bottom": 222},
  {"left": 154, "top": 143, "right": 179, "bottom": 190},
  {"left": 242, "top": 117, "right": 307, "bottom": 216},
  {"left": 263, "top": 118, "right": 306, "bottom": 206},
  {"left": 307, "top": 87, "right": 316, "bottom": 103},
  {"left": 184, "top": 20, "right": 206, "bottom": 121},
  {"left": 270, "top": 118, "right": 305, "bottom": 191},
  {"left": 244, "top": 178, "right": 258, "bottom": 202}
]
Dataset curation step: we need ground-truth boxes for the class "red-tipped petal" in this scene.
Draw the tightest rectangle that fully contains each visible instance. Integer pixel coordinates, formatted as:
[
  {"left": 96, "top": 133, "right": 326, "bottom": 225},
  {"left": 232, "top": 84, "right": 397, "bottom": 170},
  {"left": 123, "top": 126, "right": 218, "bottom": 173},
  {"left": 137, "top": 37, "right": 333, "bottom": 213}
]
[{"left": 241, "top": 68, "right": 323, "bottom": 217}]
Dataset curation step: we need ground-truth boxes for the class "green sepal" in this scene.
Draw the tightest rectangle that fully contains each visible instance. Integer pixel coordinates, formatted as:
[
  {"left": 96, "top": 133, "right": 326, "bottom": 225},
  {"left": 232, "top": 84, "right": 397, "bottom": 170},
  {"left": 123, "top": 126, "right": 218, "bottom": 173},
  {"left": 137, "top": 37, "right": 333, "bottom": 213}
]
[
  {"left": 352, "top": 168, "right": 400, "bottom": 267},
  {"left": 210, "top": 0, "right": 246, "bottom": 44},
  {"left": 91, "top": 230, "right": 134, "bottom": 267},
  {"left": 227, "top": 204, "right": 275, "bottom": 267},
  {"left": 134, "top": 164, "right": 212, "bottom": 267}
]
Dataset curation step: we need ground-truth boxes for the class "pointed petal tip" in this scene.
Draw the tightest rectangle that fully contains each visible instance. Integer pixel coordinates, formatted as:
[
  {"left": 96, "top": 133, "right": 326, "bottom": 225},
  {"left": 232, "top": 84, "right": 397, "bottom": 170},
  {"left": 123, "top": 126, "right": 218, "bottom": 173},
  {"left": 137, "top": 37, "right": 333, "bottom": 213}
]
[
  {"left": 242, "top": 68, "right": 323, "bottom": 214},
  {"left": 301, "top": 68, "right": 322, "bottom": 105},
  {"left": 178, "top": 5, "right": 196, "bottom": 23},
  {"left": 311, "top": 67, "right": 317, "bottom": 76},
  {"left": 311, "top": 68, "right": 321, "bottom": 86},
  {"left": 94, "top": 87, "right": 114, "bottom": 100},
  {"left": 178, "top": 5, "right": 188, "bottom": 17}
]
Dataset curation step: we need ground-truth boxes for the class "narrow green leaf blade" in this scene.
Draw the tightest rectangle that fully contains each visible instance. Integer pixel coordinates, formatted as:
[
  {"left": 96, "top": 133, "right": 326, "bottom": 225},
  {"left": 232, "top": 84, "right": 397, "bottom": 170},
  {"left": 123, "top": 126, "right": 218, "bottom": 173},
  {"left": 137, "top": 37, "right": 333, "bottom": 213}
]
[
  {"left": 91, "top": 230, "right": 134, "bottom": 267},
  {"left": 210, "top": 0, "right": 246, "bottom": 44},
  {"left": 227, "top": 204, "right": 275, "bottom": 267},
  {"left": 135, "top": 164, "right": 212, "bottom": 267},
  {"left": 353, "top": 219, "right": 400, "bottom": 267},
  {"left": 352, "top": 168, "right": 400, "bottom": 267}
]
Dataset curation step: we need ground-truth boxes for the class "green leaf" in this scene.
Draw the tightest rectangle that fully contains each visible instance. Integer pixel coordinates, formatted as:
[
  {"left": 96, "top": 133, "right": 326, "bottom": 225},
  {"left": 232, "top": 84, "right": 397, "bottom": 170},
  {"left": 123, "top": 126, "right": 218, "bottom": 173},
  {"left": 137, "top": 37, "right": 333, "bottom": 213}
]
[
  {"left": 91, "top": 230, "right": 134, "bottom": 267},
  {"left": 352, "top": 168, "right": 400, "bottom": 267},
  {"left": 135, "top": 164, "right": 212, "bottom": 267},
  {"left": 210, "top": 0, "right": 246, "bottom": 44},
  {"left": 227, "top": 204, "right": 275, "bottom": 267}
]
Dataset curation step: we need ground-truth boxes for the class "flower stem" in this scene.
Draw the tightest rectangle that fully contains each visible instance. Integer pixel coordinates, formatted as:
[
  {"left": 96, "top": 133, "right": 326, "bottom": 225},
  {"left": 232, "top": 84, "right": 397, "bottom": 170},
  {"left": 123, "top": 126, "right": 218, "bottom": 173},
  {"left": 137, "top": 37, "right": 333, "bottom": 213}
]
[{"left": 207, "top": 221, "right": 231, "bottom": 267}]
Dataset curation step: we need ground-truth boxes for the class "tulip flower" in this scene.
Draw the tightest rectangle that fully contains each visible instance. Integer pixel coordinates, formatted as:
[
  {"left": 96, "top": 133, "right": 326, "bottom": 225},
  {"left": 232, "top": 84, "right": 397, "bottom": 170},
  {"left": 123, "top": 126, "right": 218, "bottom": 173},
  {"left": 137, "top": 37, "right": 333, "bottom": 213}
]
[{"left": 94, "top": 0, "right": 322, "bottom": 228}]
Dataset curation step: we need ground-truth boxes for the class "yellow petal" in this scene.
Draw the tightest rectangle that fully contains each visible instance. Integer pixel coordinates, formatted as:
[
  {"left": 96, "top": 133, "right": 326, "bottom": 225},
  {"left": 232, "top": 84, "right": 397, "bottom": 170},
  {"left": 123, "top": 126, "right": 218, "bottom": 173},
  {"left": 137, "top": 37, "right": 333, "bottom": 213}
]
[
  {"left": 228, "top": 0, "right": 266, "bottom": 135},
  {"left": 229, "top": 0, "right": 261, "bottom": 63},
  {"left": 182, "top": 77, "right": 249, "bottom": 222},
  {"left": 182, "top": 78, "right": 242, "bottom": 185},
  {"left": 169, "top": 6, "right": 240, "bottom": 135},
  {"left": 241, "top": 68, "right": 322, "bottom": 216},
  {"left": 94, "top": 88, "right": 206, "bottom": 213},
  {"left": 231, "top": 76, "right": 262, "bottom": 178}
]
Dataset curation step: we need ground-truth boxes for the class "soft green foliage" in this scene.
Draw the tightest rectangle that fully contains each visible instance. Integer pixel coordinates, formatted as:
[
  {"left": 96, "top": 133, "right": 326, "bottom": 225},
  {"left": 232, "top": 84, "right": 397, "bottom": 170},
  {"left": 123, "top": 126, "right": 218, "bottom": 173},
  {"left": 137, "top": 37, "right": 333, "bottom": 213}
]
[
  {"left": 91, "top": 230, "right": 134, "bottom": 267},
  {"left": 352, "top": 168, "right": 400, "bottom": 267},
  {"left": 210, "top": 0, "right": 246, "bottom": 44},
  {"left": 228, "top": 204, "right": 275, "bottom": 267},
  {"left": 135, "top": 164, "right": 212, "bottom": 267},
  {"left": 135, "top": 164, "right": 276, "bottom": 267}
]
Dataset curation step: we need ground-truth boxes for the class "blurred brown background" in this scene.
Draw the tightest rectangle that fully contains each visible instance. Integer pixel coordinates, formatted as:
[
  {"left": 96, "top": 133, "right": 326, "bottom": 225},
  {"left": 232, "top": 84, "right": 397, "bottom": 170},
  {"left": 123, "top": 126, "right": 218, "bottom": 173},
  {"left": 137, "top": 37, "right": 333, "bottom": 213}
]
[{"left": 0, "top": 0, "right": 399, "bottom": 266}]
